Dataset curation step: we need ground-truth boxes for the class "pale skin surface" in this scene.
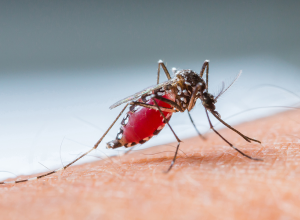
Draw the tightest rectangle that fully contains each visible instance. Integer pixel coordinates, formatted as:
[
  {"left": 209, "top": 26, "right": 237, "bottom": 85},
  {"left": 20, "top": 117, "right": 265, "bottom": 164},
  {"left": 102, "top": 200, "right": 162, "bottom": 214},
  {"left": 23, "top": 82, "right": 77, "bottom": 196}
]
[{"left": 0, "top": 110, "right": 300, "bottom": 220}]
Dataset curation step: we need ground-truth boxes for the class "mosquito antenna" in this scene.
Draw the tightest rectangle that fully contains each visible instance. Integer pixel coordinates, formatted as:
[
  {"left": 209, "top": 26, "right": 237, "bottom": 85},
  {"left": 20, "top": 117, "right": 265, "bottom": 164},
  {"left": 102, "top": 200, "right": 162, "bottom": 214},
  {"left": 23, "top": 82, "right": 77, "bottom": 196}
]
[
  {"left": 215, "top": 81, "right": 225, "bottom": 100},
  {"left": 215, "top": 71, "right": 242, "bottom": 100}
]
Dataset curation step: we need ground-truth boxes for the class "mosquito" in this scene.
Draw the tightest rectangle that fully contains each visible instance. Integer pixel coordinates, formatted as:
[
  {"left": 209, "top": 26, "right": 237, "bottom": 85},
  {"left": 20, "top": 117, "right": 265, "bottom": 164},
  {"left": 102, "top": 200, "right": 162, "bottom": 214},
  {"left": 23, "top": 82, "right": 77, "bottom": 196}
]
[{"left": 0, "top": 60, "right": 261, "bottom": 184}]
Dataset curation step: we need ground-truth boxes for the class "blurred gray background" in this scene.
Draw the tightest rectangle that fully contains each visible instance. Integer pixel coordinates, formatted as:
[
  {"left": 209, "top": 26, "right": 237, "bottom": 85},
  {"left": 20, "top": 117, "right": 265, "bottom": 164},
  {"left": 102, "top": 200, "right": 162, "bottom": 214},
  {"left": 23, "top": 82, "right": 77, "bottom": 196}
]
[
  {"left": 0, "top": 0, "right": 300, "bottom": 181},
  {"left": 1, "top": 0, "right": 300, "bottom": 73}
]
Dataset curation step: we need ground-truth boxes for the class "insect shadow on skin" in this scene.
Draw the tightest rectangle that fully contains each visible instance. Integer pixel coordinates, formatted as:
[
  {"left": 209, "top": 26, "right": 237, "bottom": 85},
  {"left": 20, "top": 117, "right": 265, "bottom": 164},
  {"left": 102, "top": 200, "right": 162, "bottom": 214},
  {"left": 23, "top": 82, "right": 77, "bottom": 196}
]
[{"left": 0, "top": 60, "right": 264, "bottom": 185}]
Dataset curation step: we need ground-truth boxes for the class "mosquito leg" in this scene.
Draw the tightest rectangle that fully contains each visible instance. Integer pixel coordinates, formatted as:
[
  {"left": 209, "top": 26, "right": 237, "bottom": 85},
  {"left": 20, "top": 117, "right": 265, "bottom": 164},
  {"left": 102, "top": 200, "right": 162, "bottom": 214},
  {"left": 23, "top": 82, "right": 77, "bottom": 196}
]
[
  {"left": 152, "top": 98, "right": 182, "bottom": 172},
  {"left": 153, "top": 85, "right": 206, "bottom": 140},
  {"left": 154, "top": 96, "right": 184, "bottom": 112},
  {"left": 0, "top": 104, "right": 129, "bottom": 184},
  {"left": 187, "top": 82, "right": 202, "bottom": 111},
  {"left": 64, "top": 103, "right": 129, "bottom": 169},
  {"left": 205, "top": 109, "right": 262, "bottom": 161},
  {"left": 210, "top": 111, "right": 261, "bottom": 144},
  {"left": 187, "top": 111, "right": 206, "bottom": 140},
  {"left": 185, "top": 83, "right": 206, "bottom": 140},
  {"left": 130, "top": 101, "right": 177, "bottom": 112},
  {"left": 199, "top": 60, "right": 209, "bottom": 91},
  {"left": 157, "top": 60, "right": 172, "bottom": 84}
]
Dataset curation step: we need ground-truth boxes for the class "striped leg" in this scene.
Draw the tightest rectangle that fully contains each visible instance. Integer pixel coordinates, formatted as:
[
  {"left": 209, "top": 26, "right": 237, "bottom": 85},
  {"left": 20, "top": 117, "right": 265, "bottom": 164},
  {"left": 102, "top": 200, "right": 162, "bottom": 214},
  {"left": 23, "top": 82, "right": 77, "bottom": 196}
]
[
  {"left": 0, "top": 104, "right": 129, "bottom": 184},
  {"left": 210, "top": 111, "right": 261, "bottom": 144},
  {"left": 205, "top": 109, "right": 262, "bottom": 161}
]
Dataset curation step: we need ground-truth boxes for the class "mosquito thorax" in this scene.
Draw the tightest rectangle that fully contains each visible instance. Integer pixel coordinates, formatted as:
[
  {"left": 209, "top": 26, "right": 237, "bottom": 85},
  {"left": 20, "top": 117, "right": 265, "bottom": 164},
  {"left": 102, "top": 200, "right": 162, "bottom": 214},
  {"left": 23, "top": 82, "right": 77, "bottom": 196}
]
[
  {"left": 176, "top": 69, "right": 205, "bottom": 88},
  {"left": 171, "top": 69, "right": 206, "bottom": 111}
]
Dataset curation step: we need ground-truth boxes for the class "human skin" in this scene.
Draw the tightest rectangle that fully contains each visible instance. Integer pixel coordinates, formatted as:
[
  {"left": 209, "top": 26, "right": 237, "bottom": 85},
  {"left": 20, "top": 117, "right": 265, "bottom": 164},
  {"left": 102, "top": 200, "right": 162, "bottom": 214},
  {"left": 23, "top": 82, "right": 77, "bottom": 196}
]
[{"left": 0, "top": 110, "right": 299, "bottom": 220}]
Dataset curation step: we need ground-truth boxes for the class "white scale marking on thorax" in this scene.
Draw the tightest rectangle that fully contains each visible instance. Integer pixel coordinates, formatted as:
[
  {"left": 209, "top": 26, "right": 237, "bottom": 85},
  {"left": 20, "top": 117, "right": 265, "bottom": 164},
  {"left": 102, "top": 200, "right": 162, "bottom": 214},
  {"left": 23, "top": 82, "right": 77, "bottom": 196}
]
[
  {"left": 177, "top": 86, "right": 182, "bottom": 95},
  {"left": 180, "top": 97, "right": 187, "bottom": 103},
  {"left": 182, "top": 89, "right": 189, "bottom": 96}
]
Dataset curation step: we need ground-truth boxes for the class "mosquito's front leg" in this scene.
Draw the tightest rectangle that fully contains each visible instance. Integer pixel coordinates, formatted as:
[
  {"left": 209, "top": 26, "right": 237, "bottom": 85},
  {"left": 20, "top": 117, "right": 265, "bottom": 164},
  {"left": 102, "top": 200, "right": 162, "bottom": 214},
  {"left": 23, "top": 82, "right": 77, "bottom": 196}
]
[
  {"left": 157, "top": 60, "right": 172, "bottom": 84},
  {"left": 210, "top": 111, "right": 261, "bottom": 144},
  {"left": 205, "top": 109, "right": 262, "bottom": 161}
]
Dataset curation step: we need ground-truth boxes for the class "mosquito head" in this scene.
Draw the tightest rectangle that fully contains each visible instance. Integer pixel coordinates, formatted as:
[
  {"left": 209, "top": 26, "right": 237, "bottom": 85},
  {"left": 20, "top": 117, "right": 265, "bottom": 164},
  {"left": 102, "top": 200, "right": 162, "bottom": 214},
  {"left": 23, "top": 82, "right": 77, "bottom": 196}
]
[{"left": 200, "top": 92, "right": 220, "bottom": 117}]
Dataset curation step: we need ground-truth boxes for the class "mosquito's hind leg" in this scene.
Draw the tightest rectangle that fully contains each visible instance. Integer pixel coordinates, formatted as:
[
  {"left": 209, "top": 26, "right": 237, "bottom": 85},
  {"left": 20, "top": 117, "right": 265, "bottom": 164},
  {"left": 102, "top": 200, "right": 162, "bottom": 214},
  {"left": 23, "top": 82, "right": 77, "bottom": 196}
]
[
  {"left": 157, "top": 60, "right": 172, "bottom": 84},
  {"left": 152, "top": 98, "right": 182, "bottom": 172},
  {"left": 0, "top": 104, "right": 129, "bottom": 185},
  {"left": 205, "top": 109, "right": 262, "bottom": 161}
]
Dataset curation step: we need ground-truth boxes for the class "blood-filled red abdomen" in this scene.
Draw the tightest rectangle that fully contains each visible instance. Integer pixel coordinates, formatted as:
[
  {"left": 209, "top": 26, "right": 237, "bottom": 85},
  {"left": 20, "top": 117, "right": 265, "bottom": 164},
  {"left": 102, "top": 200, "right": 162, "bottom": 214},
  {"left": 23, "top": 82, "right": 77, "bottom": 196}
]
[
  {"left": 107, "top": 93, "right": 175, "bottom": 148},
  {"left": 123, "top": 94, "right": 174, "bottom": 145}
]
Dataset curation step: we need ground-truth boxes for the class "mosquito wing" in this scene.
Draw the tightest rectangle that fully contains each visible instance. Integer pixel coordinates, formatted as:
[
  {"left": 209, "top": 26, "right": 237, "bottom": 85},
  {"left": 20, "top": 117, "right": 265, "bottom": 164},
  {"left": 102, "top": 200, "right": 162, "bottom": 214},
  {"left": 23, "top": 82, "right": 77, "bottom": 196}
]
[{"left": 109, "top": 79, "right": 175, "bottom": 109}]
